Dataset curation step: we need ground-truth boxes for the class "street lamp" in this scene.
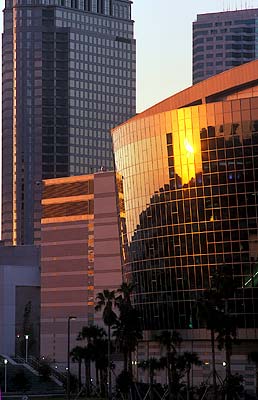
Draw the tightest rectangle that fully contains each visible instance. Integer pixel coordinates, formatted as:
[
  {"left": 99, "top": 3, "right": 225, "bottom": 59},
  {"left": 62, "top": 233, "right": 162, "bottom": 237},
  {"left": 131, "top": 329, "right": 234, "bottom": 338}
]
[
  {"left": 67, "top": 316, "right": 77, "bottom": 400},
  {"left": 4, "top": 359, "right": 8, "bottom": 392},
  {"left": 25, "top": 335, "right": 29, "bottom": 362}
]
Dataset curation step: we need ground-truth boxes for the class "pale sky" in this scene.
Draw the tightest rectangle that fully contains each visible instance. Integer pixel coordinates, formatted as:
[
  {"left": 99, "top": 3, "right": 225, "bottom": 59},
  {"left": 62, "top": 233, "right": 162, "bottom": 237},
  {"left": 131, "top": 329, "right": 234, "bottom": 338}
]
[{"left": 133, "top": 0, "right": 258, "bottom": 112}]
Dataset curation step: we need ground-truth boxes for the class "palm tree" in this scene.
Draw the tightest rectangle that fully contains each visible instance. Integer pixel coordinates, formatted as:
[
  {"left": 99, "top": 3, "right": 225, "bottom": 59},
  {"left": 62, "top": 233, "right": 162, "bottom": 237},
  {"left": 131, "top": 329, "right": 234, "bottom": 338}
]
[
  {"left": 156, "top": 330, "right": 182, "bottom": 400},
  {"left": 179, "top": 352, "right": 202, "bottom": 400},
  {"left": 138, "top": 358, "right": 164, "bottom": 400},
  {"left": 70, "top": 345, "right": 84, "bottom": 390},
  {"left": 116, "top": 281, "right": 135, "bottom": 307},
  {"left": 95, "top": 290, "right": 117, "bottom": 399},
  {"left": 78, "top": 325, "right": 107, "bottom": 388},
  {"left": 113, "top": 307, "right": 142, "bottom": 373},
  {"left": 94, "top": 337, "right": 109, "bottom": 396},
  {"left": 196, "top": 292, "right": 221, "bottom": 397},
  {"left": 216, "top": 314, "right": 238, "bottom": 380},
  {"left": 213, "top": 269, "right": 239, "bottom": 382},
  {"left": 83, "top": 344, "right": 95, "bottom": 395},
  {"left": 114, "top": 282, "right": 142, "bottom": 375},
  {"left": 196, "top": 268, "right": 238, "bottom": 399}
]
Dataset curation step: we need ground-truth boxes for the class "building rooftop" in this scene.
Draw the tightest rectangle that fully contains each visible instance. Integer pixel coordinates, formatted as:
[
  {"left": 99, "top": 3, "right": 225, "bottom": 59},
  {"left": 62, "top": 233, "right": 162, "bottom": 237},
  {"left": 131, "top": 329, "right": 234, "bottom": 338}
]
[{"left": 113, "top": 58, "right": 258, "bottom": 131}]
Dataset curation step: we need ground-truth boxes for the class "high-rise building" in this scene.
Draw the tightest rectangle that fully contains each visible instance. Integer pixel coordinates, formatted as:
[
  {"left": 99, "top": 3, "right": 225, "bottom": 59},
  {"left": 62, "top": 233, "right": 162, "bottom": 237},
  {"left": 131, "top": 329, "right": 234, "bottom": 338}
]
[
  {"left": 193, "top": 8, "right": 258, "bottom": 84},
  {"left": 2, "top": 0, "right": 136, "bottom": 246},
  {"left": 112, "top": 61, "right": 258, "bottom": 393},
  {"left": 112, "top": 60, "right": 258, "bottom": 332}
]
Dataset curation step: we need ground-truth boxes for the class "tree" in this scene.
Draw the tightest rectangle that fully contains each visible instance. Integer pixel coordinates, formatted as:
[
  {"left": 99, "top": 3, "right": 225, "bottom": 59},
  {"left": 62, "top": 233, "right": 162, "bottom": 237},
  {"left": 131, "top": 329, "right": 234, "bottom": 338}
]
[
  {"left": 116, "top": 282, "right": 135, "bottom": 308},
  {"left": 95, "top": 290, "right": 117, "bottom": 398},
  {"left": 213, "top": 270, "right": 239, "bottom": 383},
  {"left": 94, "top": 337, "right": 110, "bottom": 396},
  {"left": 216, "top": 314, "right": 238, "bottom": 380},
  {"left": 114, "top": 282, "right": 142, "bottom": 375},
  {"left": 196, "top": 268, "right": 238, "bottom": 399},
  {"left": 11, "top": 370, "right": 31, "bottom": 391},
  {"left": 82, "top": 344, "right": 95, "bottom": 395},
  {"left": 138, "top": 358, "right": 164, "bottom": 400},
  {"left": 196, "top": 292, "right": 221, "bottom": 396},
  {"left": 178, "top": 352, "right": 202, "bottom": 400},
  {"left": 70, "top": 345, "right": 84, "bottom": 390},
  {"left": 116, "top": 370, "right": 133, "bottom": 398},
  {"left": 156, "top": 330, "right": 182, "bottom": 400},
  {"left": 77, "top": 324, "right": 107, "bottom": 389},
  {"left": 221, "top": 373, "right": 244, "bottom": 400}
]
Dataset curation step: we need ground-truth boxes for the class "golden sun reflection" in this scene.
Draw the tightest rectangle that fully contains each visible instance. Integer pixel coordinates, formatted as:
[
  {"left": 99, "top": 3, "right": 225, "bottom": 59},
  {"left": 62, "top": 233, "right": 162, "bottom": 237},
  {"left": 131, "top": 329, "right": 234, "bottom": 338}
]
[{"left": 174, "top": 128, "right": 202, "bottom": 186}]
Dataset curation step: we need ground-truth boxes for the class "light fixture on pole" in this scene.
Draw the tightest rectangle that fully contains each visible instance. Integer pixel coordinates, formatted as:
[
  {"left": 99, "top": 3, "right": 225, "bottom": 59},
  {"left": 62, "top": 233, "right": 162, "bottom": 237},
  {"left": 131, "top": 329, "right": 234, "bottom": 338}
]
[
  {"left": 4, "top": 359, "right": 8, "bottom": 392},
  {"left": 25, "top": 335, "right": 29, "bottom": 362},
  {"left": 67, "top": 316, "right": 77, "bottom": 400}
]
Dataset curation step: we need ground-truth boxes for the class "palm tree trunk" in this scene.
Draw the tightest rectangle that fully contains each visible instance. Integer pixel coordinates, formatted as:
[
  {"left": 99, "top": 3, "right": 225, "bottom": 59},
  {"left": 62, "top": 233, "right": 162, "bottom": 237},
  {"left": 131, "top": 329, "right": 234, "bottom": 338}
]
[
  {"left": 78, "top": 361, "right": 82, "bottom": 390},
  {"left": 108, "top": 325, "right": 112, "bottom": 400},
  {"left": 84, "top": 359, "right": 91, "bottom": 396},
  {"left": 225, "top": 343, "right": 231, "bottom": 379},
  {"left": 128, "top": 350, "right": 133, "bottom": 376},
  {"left": 186, "top": 369, "right": 190, "bottom": 400},
  {"left": 124, "top": 349, "right": 128, "bottom": 372},
  {"left": 211, "top": 328, "right": 217, "bottom": 399},
  {"left": 95, "top": 362, "right": 99, "bottom": 388},
  {"left": 100, "top": 368, "right": 106, "bottom": 397},
  {"left": 150, "top": 371, "right": 154, "bottom": 400},
  {"left": 167, "top": 352, "right": 172, "bottom": 400}
]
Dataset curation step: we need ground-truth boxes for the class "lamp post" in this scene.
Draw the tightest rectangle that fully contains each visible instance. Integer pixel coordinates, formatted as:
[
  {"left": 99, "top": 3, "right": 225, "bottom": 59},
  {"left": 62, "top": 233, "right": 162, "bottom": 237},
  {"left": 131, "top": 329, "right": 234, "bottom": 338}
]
[
  {"left": 4, "top": 359, "right": 8, "bottom": 392},
  {"left": 67, "top": 316, "right": 77, "bottom": 400},
  {"left": 25, "top": 335, "right": 29, "bottom": 362}
]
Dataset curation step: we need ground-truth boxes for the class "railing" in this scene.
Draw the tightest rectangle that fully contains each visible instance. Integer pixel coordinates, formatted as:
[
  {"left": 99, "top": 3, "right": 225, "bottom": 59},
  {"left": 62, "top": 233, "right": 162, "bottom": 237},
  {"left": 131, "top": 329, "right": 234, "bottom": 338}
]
[{"left": 18, "top": 355, "right": 67, "bottom": 385}]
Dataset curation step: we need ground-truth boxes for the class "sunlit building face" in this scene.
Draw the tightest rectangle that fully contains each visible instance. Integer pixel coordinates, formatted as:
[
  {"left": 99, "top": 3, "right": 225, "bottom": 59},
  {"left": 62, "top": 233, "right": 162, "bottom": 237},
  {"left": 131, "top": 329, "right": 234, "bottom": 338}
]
[{"left": 112, "top": 60, "right": 258, "bottom": 331}]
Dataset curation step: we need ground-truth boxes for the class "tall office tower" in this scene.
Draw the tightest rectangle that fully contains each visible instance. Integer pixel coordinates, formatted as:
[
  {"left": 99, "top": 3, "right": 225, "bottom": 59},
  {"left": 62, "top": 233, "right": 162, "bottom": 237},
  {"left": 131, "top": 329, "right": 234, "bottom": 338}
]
[
  {"left": 2, "top": 0, "right": 136, "bottom": 246},
  {"left": 193, "top": 8, "right": 258, "bottom": 85}
]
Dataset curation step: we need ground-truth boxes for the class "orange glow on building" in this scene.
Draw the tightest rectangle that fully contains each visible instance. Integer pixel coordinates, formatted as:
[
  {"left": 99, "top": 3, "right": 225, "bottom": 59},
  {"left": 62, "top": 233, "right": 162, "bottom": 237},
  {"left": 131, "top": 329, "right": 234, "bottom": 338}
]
[{"left": 40, "top": 172, "right": 123, "bottom": 362}]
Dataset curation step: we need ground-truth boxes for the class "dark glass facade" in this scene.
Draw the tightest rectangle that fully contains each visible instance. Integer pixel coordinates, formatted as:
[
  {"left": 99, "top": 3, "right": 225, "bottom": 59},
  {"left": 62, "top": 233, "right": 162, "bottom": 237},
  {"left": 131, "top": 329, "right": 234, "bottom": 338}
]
[{"left": 112, "top": 63, "right": 258, "bottom": 331}]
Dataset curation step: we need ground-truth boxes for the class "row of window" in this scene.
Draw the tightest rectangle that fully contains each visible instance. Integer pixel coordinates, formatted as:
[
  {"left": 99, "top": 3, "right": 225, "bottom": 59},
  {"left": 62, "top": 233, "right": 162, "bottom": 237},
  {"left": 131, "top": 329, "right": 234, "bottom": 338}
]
[
  {"left": 194, "top": 44, "right": 254, "bottom": 52},
  {"left": 193, "top": 52, "right": 253, "bottom": 63},
  {"left": 194, "top": 18, "right": 256, "bottom": 30},
  {"left": 194, "top": 27, "right": 255, "bottom": 34}
]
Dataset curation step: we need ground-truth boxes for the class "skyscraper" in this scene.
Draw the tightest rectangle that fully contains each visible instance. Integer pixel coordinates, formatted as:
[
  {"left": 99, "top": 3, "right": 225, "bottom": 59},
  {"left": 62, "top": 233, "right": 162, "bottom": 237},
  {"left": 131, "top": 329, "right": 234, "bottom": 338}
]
[
  {"left": 2, "top": 0, "right": 136, "bottom": 245},
  {"left": 193, "top": 8, "right": 258, "bottom": 84}
]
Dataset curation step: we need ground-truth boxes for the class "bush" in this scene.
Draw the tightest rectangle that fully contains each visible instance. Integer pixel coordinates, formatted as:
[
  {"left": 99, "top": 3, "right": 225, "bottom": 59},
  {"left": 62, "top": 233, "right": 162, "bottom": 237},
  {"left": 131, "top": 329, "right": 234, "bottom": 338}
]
[
  {"left": 12, "top": 370, "right": 31, "bottom": 391},
  {"left": 116, "top": 370, "right": 133, "bottom": 395},
  {"left": 63, "top": 373, "right": 78, "bottom": 393}
]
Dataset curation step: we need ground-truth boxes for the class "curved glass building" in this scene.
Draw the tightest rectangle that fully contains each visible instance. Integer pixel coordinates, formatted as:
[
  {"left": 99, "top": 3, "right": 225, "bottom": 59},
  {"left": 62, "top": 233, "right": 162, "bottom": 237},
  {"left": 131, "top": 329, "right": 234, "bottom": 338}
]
[{"left": 112, "top": 60, "right": 258, "bottom": 331}]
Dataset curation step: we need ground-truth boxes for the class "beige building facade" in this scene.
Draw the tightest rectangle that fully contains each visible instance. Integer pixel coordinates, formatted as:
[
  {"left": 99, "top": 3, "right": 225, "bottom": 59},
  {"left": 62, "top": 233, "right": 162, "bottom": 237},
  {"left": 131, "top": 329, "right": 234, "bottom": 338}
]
[{"left": 40, "top": 171, "right": 123, "bottom": 363}]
